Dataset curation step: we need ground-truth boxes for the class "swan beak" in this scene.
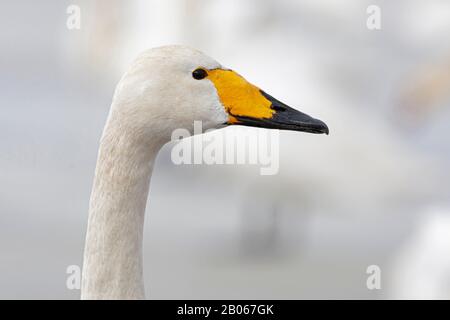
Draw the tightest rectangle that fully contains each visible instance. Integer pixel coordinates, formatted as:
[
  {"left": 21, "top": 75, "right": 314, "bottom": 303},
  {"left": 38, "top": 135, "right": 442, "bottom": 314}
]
[
  {"left": 206, "top": 69, "right": 329, "bottom": 135},
  {"left": 233, "top": 91, "right": 329, "bottom": 135}
]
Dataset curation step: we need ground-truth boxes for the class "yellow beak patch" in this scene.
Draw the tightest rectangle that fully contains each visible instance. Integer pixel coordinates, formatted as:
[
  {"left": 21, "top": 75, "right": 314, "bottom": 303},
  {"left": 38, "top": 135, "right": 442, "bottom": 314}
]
[{"left": 206, "top": 69, "right": 274, "bottom": 123}]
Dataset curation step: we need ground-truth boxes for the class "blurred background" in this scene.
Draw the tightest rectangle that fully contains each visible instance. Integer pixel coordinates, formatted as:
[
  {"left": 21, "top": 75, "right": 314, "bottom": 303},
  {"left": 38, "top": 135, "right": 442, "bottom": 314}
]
[{"left": 1, "top": 0, "right": 450, "bottom": 299}]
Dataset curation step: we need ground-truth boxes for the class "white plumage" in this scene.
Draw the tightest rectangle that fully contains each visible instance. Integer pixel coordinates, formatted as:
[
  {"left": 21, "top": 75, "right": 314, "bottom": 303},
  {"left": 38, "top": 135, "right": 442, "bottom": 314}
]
[{"left": 81, "top": 46, "right": 231, "bottom": 299}]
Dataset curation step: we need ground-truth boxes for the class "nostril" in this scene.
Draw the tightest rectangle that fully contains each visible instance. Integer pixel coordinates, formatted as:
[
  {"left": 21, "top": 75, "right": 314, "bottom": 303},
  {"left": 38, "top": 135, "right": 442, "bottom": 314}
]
[{"left": 271, "top": 105, "right": 287, "bottom": 112}]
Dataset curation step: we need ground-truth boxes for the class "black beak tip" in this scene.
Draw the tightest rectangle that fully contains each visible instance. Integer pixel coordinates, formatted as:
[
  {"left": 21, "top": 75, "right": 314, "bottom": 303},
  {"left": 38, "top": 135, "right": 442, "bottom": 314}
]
[
  {"left": 305, "top": 118, "right": 329, "bottom": 135},
  {"left": 321, "top": 122, "right": 329, "bottom": 135}
]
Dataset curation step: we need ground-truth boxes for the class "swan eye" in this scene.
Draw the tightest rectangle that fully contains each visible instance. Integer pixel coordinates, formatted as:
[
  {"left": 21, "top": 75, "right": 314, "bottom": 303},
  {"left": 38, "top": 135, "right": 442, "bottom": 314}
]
[{"left": 192, "top": 68, "right": 207, "bottom": 80}]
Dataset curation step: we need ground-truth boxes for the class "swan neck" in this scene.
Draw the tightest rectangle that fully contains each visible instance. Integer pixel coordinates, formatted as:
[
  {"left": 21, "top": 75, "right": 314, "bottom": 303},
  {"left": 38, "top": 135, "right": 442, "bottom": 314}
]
[{"left": 81, "top": 116, "right": 163, "bottom": 299}]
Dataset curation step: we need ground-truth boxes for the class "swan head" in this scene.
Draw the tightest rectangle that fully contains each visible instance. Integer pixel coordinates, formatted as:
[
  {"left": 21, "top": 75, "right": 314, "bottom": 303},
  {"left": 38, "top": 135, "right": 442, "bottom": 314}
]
[{"left": 111, "top": 45, "right": 329, "bottom": 141}]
